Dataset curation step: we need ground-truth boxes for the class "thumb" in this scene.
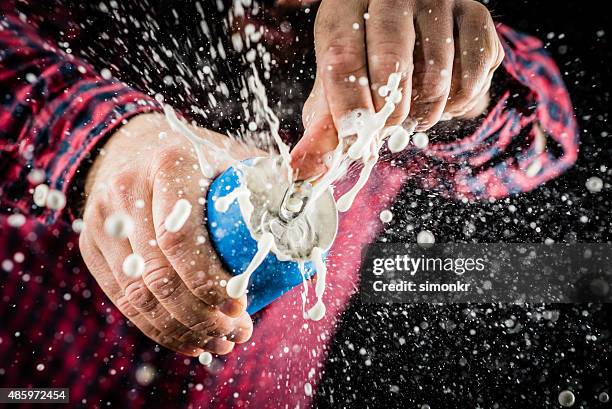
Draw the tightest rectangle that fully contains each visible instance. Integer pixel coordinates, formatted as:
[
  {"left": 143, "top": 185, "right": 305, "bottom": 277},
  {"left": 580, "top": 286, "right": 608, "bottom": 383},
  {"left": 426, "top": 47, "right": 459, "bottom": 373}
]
[{"left": 291, "top": 77, "right": 339, "bottom": 180}]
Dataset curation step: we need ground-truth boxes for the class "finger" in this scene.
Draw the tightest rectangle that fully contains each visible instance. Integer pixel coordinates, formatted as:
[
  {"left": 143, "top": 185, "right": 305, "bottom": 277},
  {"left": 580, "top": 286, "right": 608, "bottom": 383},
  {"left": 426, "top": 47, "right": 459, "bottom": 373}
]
[
  {"left": 203, "top": 338, "right": 235, "bottom": 355},
  {"left": 79, "top": 233, "right": 203, "bottom": 356},
  {"left": 150, "top": 147, "right": 252, "bottom": 345},
  {"left": 92, "top": 174, "right": 214, "bottom": 348},
  {"left": 224, "top": 310, "right": 253, "bottom": 344},
  {"left": 365, "top": 0, "right": 415, "bottom": 124},
  {"left": 315, "top": 0, "right": 374, "bottom": 134},
  {"left": 100, "top": 168, "right": 241, "bottom": 344},
  {"left": 126, "top": 179, "right": 244, "bottom": 344},
  {"left": 450, "top": 69, "right": 493, "bottom": 118},
  {"left": 410, "top": 1, "right": 455, "bottom": 131},
  {"left": 291, "top": 76, "right": 338, "bottom": 180},
  {"left": 445, "top": 0, "right": 502, "bottom": 115},
  {"left": 151, "top": 146, "right": 247, "bottom": 316}
]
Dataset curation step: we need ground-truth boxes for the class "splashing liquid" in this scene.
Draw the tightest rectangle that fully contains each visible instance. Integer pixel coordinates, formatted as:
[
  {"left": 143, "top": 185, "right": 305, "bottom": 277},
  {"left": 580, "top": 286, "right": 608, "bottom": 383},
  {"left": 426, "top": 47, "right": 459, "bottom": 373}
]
[{"left": 163, "top": 8, "right": 410, "bottom": 318}]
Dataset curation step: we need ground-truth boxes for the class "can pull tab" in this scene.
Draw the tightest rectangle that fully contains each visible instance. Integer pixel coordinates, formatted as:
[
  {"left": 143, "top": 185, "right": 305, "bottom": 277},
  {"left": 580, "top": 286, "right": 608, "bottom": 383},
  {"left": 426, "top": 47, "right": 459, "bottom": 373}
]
[{"left": 279, "top": 180, "right": 312, "bottom": 223}]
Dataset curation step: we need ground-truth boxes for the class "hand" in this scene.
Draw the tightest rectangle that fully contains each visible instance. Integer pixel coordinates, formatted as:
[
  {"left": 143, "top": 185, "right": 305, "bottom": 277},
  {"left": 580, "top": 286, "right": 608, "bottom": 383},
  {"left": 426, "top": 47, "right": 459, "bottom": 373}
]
[
  {"left": 80, "top": 113, "right": 255, "bottom": 356},
  {"left": 291, "top": 0, "right": 504, "bottom": 178}
]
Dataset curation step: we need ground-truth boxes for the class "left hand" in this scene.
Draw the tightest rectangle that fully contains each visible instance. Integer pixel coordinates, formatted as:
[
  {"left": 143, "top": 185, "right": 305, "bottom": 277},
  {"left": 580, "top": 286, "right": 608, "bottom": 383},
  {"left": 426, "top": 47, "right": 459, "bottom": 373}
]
[{"left": 291, "top": 0, "right": 505, "bottom": 178}]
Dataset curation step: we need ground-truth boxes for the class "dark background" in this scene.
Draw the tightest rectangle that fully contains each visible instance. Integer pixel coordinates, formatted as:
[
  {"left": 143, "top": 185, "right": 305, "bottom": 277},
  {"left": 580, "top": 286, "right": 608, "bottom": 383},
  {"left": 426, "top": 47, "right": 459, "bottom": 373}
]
[
  {"left": 316, "top": 1, "right": 612, "bottom": 408},
  {"left": 4, "top": 0, "right": 611, "bottom": 407}
]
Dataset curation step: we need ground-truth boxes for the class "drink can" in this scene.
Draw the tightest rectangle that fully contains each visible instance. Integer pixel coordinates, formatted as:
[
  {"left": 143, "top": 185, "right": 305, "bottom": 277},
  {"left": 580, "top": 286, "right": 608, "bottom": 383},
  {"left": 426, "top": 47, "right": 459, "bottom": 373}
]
[{"left": 206, "top": 157, "right": 338, "bottom": 314}]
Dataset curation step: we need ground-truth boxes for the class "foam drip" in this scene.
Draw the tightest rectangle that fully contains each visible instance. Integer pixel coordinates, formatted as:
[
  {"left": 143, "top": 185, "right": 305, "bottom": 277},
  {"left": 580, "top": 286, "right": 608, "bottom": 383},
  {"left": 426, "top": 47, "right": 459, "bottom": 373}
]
[
  {"left": 226, "top": 231, "right": 275, "bottom": 298},
  {"left": 214, "top": 186, "right": 249, "bottom": 212},
  {"left": 306, "top": 247, "right": 326, "bottom": 321}
]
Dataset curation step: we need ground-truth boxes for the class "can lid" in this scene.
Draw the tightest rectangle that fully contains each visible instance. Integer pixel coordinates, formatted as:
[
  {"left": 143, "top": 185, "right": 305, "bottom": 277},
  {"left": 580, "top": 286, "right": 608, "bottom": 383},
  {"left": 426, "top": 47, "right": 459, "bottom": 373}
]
[
  {"left": 241, "top": 157, "right": 338, "bottom": 260},
  {"left": 279, "top": 180, "right": 312, "bottom": 222}
]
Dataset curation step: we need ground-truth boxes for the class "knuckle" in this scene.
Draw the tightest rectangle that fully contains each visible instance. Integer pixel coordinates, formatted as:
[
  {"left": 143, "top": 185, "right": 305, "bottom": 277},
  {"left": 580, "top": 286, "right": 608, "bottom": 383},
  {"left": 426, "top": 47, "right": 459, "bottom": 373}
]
[
  {"left": 321, "top": 42, "right": 366, "bottom": 77},
  {"left": 465, "top": 1, "right": 492, "bottom": 22},
  {"left": 78, "top": 233, "right": 92, "bottom": 260},
  {"left": 369, "top": 50, "right": 413, "bottom": 81},
  {"left": 480, "top": 38, "right": 500, "bottom": 68},
  {"left": 191, "top": 314, "right": 222, "bottom": 335},
  {"left": 108, "top": 171, "right": 139, "bottom": 195},
  {"left": 178, "top": 330, "right": 209, "bottom": 347},
  {"left": 125, "top": 281, "right": 155, "bottom": 310},
  {"left": 156, "top": 332, "right": 181, "bottom": 349},
  {"left": 494, "top": 44, "right": 506, "bottom": 67},
  {"left": 387, "top": 108, "right": 409, "bottom": 126},
  {"left": 162, "top": 320, "right": 192, "bottom": 340},
  {"left": 417, "top": 0, "right": 453, "bottom": 15},
  {"left": 156, "top": 226, "right": 190, "bottom": 258},
  {"left": 116, "top": 295, "right": 141, "bottom": 319},
  {"left": 83, "top": 193, "right": 107, "bottom": 222},
  {"left": 154, "top": 145, "right": 188, "bottom": 173},
  {"left": 413, "top": 77, "right": 449, "bottom": 104},
  {"left": 108, "top": 171, "right": 140, "bottom": 209},
  {"left": 143, "top": 265, "right": 182, "bottom": 302},
  {"left": 191, "top": 279, "right": 224, "bottom": 305},
  {"left": 453, "top": 78, "right": 481, "bottom": 105}
]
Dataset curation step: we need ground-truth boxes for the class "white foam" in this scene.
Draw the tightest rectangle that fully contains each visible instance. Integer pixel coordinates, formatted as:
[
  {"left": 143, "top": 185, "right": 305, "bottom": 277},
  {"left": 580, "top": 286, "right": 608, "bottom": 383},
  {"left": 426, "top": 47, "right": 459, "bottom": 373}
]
[
  {"left": 558, "top": 390, "right": 575, "bottom": 407},
  {"left": 7, "top": 214, "right": 26, "bottom": 228},
  {"left": 71, "top": 218, "right": 84, "bottom": 233},
  {"left": 198, "top": 351, "right": 213, "bottom": 365},
  {"left": 310, "top": 72, "right": 405, "bottom": 215},
  {"left": 304, "top": 382, "right": 313, "bottom": 396},
  {"left": 226, "top": 232, "right": 274, "bottom": 299},
  {"left": 45, "top": 189, "right": 66, "bottom": 210},
  {"left": 33, "top": 184, "right": 49, "bottom": 207},
  {"left": 246, "top": 66, "right": 292, "bottom": 180},
  {"left": 164, "top": 198, "right": 192, "bottom": 232},
  {"left": 336, "top": 155, "right": 377, "bottom": 212},
  {"left": 214, "top": 187, "right": 247, "bottom": 212},
  {"left": 306, "top": 247, "right": 327, "bottom": 321},
  {"left": 387, "top": 126, "right": 411, "bottom": 153},
  {"left": 412, "top": 132, "right": 429, "bottom": 149},
  {"left": 27, "top": 169, "right": 45, "bottom": 185},
  {"left": 298, "top": 261, "right": 310, "bottom": 319},
  {"left": 167, "top": 59, "right": 405, "bottom": 321},
  {"left": 417, "top": 230, "right": 435, "bottom": 245},
  {"left": 122, "top": 253, "right": 145, "bottom": 277},
  {"left": 104, "top": 213, "right": 135, "bottom": 238},
  {"left": 379, "top": 210, "right": 393, "bottom": 223},
  {"left": 307, "top": 300, "right": 326, "bottom": 321},
  {"left": 586, "top": 176, "right": 603, "bottom": 193},
  {"left": 285, "top": 197, "right": 303, "bottom": 213},
  {"left": 163, "top": 105, "right": 226, "bottom": 179}
]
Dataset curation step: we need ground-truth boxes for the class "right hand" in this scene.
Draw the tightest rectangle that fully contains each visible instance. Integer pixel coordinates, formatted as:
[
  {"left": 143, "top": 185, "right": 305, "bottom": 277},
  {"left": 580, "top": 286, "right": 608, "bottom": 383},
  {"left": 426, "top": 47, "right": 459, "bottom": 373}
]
[
  {"left": 291, "top": 0, "right": 504, "bottom": 179},
  {"left": 79, "top": 113, "right": 256, "bottom": 356}
]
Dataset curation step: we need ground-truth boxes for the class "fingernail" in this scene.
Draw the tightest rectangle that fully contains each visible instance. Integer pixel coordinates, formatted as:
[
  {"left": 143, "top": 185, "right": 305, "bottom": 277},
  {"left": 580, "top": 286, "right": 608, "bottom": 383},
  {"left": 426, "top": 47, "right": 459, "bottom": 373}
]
[
  {"left": 402, "top": 117, "right": 418, "bottom": 133},
  {"left": 204, "top": 338, "right": 235, "bottom": 355},
  {"left": 220, "top": 299, "right": 242, "bottom": 317}
]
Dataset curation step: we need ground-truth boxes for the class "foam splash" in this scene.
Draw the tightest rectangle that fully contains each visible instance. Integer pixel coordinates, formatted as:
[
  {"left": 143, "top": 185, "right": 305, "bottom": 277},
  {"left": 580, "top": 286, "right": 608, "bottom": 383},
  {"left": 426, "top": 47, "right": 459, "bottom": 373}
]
[
  {"left": 164, "top": 198, "right": 192, "bottom": 232},
  {"left": 168, "top": 71, "right": 409, "bottom": 322},
  {"left": 307, "top": 72, "right": 407, "bottom": 214}
]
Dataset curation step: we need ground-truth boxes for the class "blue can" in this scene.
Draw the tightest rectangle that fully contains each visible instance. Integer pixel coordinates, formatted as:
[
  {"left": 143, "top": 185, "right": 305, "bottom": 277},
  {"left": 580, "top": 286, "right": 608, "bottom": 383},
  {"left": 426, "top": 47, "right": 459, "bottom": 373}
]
[{"left": 206, "top": 157, "right": 338, "bottom": 314}]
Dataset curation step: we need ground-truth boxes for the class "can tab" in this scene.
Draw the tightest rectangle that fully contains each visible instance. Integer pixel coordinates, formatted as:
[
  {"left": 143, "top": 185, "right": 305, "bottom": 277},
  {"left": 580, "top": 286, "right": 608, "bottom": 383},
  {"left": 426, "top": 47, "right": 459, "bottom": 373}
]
[{"left": 279, "top": 180, "right": 312, "bottom": 223}]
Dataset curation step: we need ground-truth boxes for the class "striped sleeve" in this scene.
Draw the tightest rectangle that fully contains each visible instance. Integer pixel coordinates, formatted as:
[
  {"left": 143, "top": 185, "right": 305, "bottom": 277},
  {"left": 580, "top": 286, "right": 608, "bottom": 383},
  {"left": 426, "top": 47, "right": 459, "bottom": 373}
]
[
  {"left": 0, "top": 14, "right": 161, "bottom": 224},
  {"left": 416, "top": 24, "right": 579, "bottom": 200}
]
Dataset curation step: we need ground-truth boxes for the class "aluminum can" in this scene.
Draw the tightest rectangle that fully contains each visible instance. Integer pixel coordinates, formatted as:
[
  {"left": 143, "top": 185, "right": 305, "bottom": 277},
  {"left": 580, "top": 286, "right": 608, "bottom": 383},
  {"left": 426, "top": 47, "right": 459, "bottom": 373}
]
[{"left": 206, "top": 157, "right": 338, "bottom": 314}]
